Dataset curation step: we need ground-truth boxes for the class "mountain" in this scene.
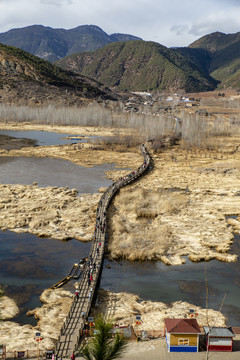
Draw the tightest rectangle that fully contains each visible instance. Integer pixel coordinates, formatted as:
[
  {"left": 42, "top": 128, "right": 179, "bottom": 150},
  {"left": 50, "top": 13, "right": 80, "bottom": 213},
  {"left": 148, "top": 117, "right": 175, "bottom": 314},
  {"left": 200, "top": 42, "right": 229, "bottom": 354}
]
[
  {"left": 178, "top": 31, "right": 240, "bottom": 89},
  {"left": 2, "top": 25, "right": 240, "bottom": 93},
  {"left": 173, "top": 47, "right": 211, "bottom": 77},
  {"left": 56, "top": 40, "right": 218, "bottom": 92},
  {"left": 0, "top": 25, "right": 142, "bottom": 62},
  {"left": 188, "top": 31, "right": 240, "bottom": 54},
  {"left": 0, "top": 42, "right": 118, "bottom": 105}
]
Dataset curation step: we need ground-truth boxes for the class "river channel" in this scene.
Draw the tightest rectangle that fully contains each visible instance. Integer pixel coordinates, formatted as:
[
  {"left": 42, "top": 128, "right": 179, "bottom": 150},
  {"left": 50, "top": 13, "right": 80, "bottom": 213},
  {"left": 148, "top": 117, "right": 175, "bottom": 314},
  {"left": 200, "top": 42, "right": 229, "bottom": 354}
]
[{"left": 0, "top": 130, "right": 240, "bottom": 327}]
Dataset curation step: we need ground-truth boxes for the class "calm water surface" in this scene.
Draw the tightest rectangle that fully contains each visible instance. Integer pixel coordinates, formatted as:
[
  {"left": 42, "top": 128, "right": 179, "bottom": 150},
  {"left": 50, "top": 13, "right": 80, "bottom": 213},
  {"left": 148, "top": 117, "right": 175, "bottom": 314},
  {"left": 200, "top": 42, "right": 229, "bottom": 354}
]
[
  {"left": 0, "top": 230, "right": 90, "bottom": 325},
  {"left": 0, "top": 157, "right": 114, "bottom": 193},
  {"left": 101, "top": 219, "right": 240, "bottom": 326},
  {"left": 0, "top": 130, "right": 239, "bottom": 327},
  {"left": 0, "top": 130, "right": 95, "bottom": 146},
  {"left": 101, "top": 254, "right": 240, "bottom": 326}
]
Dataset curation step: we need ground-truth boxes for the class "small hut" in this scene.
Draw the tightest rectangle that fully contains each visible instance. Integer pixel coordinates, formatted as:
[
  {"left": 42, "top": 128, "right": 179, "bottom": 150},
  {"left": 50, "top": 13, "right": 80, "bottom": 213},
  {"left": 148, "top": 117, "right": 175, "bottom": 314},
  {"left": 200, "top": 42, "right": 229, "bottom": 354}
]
[
  {"left": 164, "top": 318, "right": 201, "bottom": 352},
  {"left": 204, "top": 326, "right": 235, "bottom": 352}
]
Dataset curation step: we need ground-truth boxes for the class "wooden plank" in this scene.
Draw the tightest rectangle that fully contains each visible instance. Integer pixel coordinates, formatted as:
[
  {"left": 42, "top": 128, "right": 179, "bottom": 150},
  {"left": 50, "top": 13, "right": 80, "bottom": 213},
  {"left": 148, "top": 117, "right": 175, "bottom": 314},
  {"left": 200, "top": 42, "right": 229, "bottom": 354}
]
[{"left": 54, "top": 144, "right": 151, "bottom": 358}]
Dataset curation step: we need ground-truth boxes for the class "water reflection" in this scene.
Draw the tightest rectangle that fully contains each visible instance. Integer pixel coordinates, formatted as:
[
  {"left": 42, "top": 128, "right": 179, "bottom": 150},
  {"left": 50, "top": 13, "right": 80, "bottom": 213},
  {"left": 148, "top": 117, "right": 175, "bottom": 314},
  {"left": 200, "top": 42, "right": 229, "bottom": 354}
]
[
  {"left": 0, "top": 157, "right": 114, "bottom": 193},
  {"left": 101, "top": 255, "right": 240, "bottom": 326},
  {"left": 0, "top": 129, "right": 240, "bottom": 328},
  {"left": 0, "top": 230, "right": 91, "bottom": 324},
  {"left": 0, "top": 130, "right": 95, "bottom": 146}
]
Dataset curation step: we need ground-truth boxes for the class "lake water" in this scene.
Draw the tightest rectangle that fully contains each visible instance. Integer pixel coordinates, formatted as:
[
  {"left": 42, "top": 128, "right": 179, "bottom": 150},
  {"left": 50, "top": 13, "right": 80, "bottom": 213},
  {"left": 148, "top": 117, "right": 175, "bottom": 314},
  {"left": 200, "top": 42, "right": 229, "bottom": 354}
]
[
  {"left": 101, "top": 251, "right": 240, "bottom": 326},
  {"left": 0, "top": 157, "right": 114, "bottom": 193},
  {"left": 0, "top": 129, "right": 239, "bottom": 327},
  {"left": 0, "top": 130, "right": 95, "bottom": 146},
  {"left": 0, "top": 230, "right": 90, "bottom": 325}
]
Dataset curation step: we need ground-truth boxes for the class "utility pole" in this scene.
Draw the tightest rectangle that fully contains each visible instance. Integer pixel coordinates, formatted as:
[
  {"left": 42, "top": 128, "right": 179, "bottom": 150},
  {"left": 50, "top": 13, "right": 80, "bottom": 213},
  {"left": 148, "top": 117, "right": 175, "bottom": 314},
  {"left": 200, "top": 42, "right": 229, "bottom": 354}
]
[
  {"left": 205, "top": 267, "right": 209, "bottom": 360},
  {"left": 204, "top": 268, "right": 227, "bottom": 360}
]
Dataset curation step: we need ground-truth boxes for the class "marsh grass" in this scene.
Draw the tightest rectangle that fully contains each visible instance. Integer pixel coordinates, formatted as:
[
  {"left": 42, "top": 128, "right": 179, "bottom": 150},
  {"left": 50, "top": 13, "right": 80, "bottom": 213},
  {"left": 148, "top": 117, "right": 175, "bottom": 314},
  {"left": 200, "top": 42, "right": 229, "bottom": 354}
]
[
  {"left": 107, "top": 188, "right": 188, "bottom": 261},
  {"left": 0, "top": 102, "right": 239, "bottom": 150},
  {"left": 95, "top": 134, "right": 145, "bottom": 150}
]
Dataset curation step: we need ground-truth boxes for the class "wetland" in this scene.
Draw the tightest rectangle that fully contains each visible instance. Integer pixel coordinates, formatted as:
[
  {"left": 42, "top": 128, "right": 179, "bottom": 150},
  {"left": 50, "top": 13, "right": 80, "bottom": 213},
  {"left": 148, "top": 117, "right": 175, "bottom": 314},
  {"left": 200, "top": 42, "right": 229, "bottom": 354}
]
[{"left": 0, "top": 122, "right": 240, "bottom": 351}]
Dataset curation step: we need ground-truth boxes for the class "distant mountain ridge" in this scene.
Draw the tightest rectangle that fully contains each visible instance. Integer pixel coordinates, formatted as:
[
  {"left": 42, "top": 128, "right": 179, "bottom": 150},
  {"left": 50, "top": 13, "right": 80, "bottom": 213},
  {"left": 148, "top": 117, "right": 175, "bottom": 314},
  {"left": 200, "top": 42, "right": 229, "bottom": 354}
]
[
  {"left": 1, "top": 25, "right": 240, "bottom": 93},
  {"left": 175, "top": 31, "right": 240, "bottom": 89},
  {"left": 56, "top": 40, "right": 218, "bottom": 92},
  {"left": 0, "top": 25, "right": 142, "bottom": 62}
]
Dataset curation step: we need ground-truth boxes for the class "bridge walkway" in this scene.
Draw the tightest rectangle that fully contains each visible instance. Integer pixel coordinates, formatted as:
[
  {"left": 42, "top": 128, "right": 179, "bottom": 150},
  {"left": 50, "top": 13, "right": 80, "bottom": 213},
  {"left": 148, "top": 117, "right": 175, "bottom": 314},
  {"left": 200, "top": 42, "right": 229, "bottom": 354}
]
[{"left": 54, "top": 144, "right": 151, "bottom": 358}]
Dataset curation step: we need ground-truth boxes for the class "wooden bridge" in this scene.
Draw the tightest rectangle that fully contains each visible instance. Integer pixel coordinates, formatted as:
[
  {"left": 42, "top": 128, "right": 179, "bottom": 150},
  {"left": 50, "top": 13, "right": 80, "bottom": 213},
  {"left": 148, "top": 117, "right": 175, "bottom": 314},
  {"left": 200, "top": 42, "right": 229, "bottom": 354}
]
[
  {"left": 54, "top": 144, "right": 151, "bottom": 358},
  {"left": 50, "top": 262, "right": 85, "bottom": 289}
]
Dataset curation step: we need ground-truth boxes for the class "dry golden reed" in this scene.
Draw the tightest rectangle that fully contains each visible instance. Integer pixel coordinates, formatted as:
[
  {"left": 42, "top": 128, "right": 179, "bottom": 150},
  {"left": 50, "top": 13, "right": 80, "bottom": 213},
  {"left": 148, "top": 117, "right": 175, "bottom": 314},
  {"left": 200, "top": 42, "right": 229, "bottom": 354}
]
[{"left": 107, "top": 187, "right": 188, "bottom": 261}]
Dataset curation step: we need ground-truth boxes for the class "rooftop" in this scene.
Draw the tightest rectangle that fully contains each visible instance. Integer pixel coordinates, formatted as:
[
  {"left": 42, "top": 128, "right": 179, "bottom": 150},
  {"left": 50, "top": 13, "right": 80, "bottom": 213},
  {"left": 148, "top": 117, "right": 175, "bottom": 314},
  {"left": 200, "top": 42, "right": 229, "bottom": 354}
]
[
  {"left": 204, "top": 327, "right": 235, "bottom": 338},
  {"left": 165, "top": 318, "right": 201, "bottom": 334}
]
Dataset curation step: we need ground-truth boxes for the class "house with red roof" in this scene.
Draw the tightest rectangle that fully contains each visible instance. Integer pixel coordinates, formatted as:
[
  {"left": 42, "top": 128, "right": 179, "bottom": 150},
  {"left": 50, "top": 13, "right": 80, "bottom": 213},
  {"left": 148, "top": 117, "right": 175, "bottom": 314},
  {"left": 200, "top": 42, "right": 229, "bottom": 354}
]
[{"left": 164, "top": 318, "right": 201, "bottom": 352}]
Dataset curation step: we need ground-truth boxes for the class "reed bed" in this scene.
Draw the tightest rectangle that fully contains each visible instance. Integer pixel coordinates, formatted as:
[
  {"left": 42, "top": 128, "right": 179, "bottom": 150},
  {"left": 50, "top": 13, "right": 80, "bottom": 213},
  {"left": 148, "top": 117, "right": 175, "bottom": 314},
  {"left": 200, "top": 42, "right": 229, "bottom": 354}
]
[
  {"left": 107, "top": 188, "right": 188, "bottom": 261},
  {"left": 1, "top": 102, "right": 238, "bottom": 150},
  {"left": 91, "top": 289, "right": 226, "bottom": 330}
]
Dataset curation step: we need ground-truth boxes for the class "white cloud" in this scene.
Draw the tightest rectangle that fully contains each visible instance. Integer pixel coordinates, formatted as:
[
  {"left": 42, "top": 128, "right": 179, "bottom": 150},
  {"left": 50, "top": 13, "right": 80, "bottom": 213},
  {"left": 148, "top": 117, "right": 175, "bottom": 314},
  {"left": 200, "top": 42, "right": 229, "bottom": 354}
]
[
  {"left": 188, "top": 7, "right": 240, "bottom": 36},
  {"left": 170, "top": 25, "right": 190, "bottom": 37},
  {"left": 40, "top": 0, "right": 75, "bottom": 6}
]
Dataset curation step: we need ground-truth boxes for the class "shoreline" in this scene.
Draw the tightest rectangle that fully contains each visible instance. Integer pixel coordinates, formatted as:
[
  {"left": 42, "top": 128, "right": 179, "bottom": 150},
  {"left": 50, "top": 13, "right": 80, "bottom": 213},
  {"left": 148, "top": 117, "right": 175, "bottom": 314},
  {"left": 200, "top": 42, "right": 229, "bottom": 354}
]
[
  {"left": 0, "top": 121, "right": 239, "bottom": 264},
  {"left": 0, "top": 121, "right": 132, "bottom": 137},
  {"left": 0, "top": 121, "right": 239, "bottom": 351},
  {"left": 0, "top": 288, "right": 226, "bottom": 352}
]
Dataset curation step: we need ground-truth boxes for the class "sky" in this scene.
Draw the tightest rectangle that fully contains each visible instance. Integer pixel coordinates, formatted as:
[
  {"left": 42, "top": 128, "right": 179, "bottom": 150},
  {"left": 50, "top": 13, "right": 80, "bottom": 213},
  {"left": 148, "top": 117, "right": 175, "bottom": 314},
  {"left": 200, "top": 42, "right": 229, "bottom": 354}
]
[{"left": 0, "top": 0, "right": 240, "bottom": 47}]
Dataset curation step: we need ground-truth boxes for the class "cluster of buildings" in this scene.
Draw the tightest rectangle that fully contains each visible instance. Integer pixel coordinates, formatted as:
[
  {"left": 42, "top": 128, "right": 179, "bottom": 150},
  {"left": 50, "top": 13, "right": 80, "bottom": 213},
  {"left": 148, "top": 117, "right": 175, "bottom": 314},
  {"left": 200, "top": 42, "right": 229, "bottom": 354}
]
[
  {"left": 165, "top": 94, "right": 199, "bottom": 104},
  {"left": 164, "top": 318, "right": 235, "bottom": 353},
  {"left": 123, "top": 92, "right": 200, "bottom": 113}
]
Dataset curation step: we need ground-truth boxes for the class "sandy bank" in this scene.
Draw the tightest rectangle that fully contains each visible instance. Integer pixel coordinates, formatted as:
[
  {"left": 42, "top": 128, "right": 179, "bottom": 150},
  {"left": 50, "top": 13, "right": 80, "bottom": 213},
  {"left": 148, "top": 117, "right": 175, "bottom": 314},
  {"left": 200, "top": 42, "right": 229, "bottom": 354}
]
[
  {"left": 0, "top": 142, "right": 141, "bottom": 169},
  {"left": 0, "top": 295, "right": 19, "bottom": 319},
  {"left": 0, "top": 289, "right": 73, "bottom": 351},
  {"left": 0, "top": 122, "right": 125, "bottom": 137},
  {"left": 107, "top": 185, "right": 238, "bottom": 264},
  {"left": 0, "top": 288, "right": 225, "bottom": 351},
  {"left": 0, "top": 121, "right": 142, "bottom": 168},
  {"left": 91, "top": 289, "right": 226, "bottom": 330}
]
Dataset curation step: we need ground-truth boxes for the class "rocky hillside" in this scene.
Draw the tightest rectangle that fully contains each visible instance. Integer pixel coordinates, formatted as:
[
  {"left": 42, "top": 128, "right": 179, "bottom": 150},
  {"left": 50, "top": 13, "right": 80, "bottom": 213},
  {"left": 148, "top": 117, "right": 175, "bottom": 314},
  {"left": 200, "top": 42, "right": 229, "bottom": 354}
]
[
  {"left": 56, "top": 40, "right": 218, "bottom": 92},
  {"left": 176, "top": 31, "right": 240, "bottom": 89},
  {"left": 3, "top": 25, "right": 240, "bottom": 93},
  {"left": 189, "top": 31, "right": 240, "bottom": 54},
  {"left": 0, "top": 25, "right": 142, "bottom": 62},
  {"left": 0, "top": 43, "right": 118, "bottom": 105}
]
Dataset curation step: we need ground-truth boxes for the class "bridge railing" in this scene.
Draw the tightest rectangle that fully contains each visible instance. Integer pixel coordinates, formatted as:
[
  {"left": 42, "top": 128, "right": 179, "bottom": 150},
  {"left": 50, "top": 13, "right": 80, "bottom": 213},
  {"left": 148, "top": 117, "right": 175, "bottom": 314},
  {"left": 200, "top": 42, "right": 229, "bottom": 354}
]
[
  {"left": 55, "top": 144, "right": 151, "bottom": 356},
  {"left": 72, "top": 144, "right": 151, "bottom": 352}
]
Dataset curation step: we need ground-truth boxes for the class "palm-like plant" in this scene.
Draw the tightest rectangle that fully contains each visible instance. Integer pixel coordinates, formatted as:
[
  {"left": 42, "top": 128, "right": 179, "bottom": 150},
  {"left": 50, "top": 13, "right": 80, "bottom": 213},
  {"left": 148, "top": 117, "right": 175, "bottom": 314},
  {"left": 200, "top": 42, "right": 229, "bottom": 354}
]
[{"left": 79, "top": 314, "right": 128, "bottom": 360}]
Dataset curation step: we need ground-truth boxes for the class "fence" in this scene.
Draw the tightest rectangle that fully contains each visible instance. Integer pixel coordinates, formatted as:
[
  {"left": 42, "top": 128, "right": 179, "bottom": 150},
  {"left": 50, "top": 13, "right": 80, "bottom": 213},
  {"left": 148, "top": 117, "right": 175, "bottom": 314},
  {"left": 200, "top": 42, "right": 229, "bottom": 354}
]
[
  {"left": 1, "top": 349, "right": 54, "bottom": 360},
  {"left": 135, "top": 330, "right": 165, "bottom": 339},
  {"left": 2, "top": 330, "right": 165, "bottom": 359},
  {"left": 79, "top": 327, "right": 165, "bottom": 340}
]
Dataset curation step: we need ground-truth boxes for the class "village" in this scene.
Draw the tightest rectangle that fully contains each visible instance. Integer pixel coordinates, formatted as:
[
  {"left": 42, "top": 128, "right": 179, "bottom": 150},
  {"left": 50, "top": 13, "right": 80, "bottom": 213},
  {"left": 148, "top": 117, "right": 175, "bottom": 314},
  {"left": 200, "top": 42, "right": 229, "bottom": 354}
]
[{"left": 123, "top": 92, "right": 201, "bottom": 113}]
